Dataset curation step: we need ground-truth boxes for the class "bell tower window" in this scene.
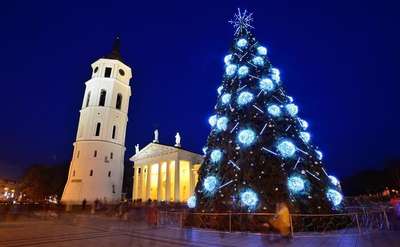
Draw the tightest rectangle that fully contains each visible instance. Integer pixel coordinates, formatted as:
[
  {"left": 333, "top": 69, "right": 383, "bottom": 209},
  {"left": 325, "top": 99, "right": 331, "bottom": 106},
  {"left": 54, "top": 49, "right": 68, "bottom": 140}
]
[
  {"left": 105, "top": 67, "right": 112, "bottom": 78},
  {"left": 116, "top": 94, "right": 122, "bottom": 110},
  {"left": 99, "top": 90, "right": 106, "bottom": 106},
  {"left": 112, "top": 125, "right": 116, "bottom": 139},
  {"left": 85, "top": 92, "right": 91, "bottom": 107},
  {"left": 95, "top": 122, "right": 101, "bottom": 136}
]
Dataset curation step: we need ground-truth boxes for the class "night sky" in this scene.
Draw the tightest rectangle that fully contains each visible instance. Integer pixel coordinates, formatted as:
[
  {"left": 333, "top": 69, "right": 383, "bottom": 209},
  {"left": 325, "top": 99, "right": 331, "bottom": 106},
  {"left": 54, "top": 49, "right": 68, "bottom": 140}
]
[{"left": 1, "top": 0, "right": 399, "bottom": 180}]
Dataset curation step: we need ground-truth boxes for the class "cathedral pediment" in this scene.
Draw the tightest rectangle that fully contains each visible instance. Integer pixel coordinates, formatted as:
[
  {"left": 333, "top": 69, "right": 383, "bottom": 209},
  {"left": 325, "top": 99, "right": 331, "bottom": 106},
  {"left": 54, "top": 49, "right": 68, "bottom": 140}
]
[{"left": 130, "top": 143, "right": 180, "bottom": 161}]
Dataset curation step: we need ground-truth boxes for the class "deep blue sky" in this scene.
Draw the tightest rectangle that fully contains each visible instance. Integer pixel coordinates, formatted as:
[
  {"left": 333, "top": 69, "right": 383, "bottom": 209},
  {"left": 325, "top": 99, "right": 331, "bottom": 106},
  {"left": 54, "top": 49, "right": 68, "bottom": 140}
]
[{"left": 0, "top": 0, "right": 399, "bottom": 180}]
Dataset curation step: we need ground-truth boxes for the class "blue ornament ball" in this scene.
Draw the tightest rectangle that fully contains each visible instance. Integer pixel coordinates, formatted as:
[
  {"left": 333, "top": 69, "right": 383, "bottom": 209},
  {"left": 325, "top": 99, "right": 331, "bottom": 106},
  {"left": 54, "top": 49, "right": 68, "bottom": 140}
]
[
  {"left": 221, "top": 93, "right": 231, "bottom": 105},
  {"left": 238, "top": 129, "right": 256, "bottom": 146},
  {"left": 237, "top": 38, "right": 248, "bottom": 48},
  {"left": 210, "top": 149, "right": 223, "bottom": 163},
  {"left": 240, "top": 189, "right": 259, "bottom": 208},
  {"left": 277, "top": 140, "right": 296, "bottom": 158},
  {"left": 257, "top": 46, "right": 267, "bottom": 56},
  {"left": 288, "top": 176, "right": 305, "bottom": 193},
  {"left": 326, "top": 189, "right": 343, "bottom": 207},
  {"left": 187, "top": 195, "right": 196, "bottom": 208},
  {"left": 268, "top": 104, "right": 281, "bottom": 117},
  {"left": 203, "top": 176, "right": 218, "bottom": 192},
  {"left": 216, "top": 116, "right": 229, "bottom": 131},
  {"left": 238, "top": 65, "right": 249, "bottom": 77},
  {"left": 225, "top": 64, "right": 237, "bottom": 76},
  {"left": 237, "top": 91, "right": 254, "bottom": 106},
  {"left": 259, "top": 78, "right": 275, "bottom": 92}
]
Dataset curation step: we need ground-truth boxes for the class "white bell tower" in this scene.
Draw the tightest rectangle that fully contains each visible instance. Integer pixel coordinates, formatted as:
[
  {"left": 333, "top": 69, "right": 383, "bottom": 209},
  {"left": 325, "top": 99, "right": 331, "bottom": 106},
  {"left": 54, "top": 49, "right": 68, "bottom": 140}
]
[{"left": 61, "top": 37, "right": 132, "bottom": 204}]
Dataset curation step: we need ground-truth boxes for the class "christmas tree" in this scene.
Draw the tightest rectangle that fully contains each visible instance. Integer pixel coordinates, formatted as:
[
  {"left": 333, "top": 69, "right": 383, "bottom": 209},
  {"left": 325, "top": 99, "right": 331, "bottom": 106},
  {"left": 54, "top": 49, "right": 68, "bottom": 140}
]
[{"left": 189, "top": 9, "right": 343, "bottom": 214}]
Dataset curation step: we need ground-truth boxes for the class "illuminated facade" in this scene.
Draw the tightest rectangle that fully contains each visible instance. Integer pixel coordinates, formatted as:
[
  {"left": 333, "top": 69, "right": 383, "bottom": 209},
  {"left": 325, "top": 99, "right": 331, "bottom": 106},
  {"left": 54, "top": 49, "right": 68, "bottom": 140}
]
[{"left": 130, "top": 142, "right": 203, "bottom": 202}]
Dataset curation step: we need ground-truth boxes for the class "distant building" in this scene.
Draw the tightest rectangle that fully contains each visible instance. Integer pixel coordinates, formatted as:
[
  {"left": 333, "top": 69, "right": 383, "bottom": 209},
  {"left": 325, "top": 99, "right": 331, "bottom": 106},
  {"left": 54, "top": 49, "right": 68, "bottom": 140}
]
[
  {"left": 0, "top": 179, "right": 17, "bottom": 201},
  {"left": 61, "top": 38, "right": 132, "bottom": 204},
  {"left": 130, "top": 132, "right": 203, "bottom": 203}
]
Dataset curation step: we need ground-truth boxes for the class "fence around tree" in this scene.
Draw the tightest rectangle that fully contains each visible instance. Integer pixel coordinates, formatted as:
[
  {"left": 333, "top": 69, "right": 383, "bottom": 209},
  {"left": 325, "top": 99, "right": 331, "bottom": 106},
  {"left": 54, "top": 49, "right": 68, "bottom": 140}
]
[{"left": 158, "top": 207, "right": 393, "bottom": 236}]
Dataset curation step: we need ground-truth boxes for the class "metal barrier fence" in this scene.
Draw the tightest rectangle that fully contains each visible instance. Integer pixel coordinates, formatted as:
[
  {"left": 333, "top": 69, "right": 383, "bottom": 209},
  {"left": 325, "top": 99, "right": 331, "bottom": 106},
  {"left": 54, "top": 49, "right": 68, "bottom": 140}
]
[{"left": 158, "top": 208, "right": 393, "bottom": 236}]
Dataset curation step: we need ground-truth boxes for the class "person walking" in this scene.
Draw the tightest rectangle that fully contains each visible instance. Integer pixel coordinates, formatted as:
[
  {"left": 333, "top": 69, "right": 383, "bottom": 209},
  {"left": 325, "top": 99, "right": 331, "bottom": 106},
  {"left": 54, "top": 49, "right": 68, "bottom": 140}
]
[{"left": 266, "top": 202, "right": 291, "bottom": 238}]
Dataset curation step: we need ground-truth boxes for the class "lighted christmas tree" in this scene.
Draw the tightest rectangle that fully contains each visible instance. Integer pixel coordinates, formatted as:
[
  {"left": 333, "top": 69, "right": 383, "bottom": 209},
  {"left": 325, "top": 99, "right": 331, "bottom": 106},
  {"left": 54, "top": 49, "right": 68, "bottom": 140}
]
[{"left": 188, "top": 9, "right": 343, "bottom": 214}]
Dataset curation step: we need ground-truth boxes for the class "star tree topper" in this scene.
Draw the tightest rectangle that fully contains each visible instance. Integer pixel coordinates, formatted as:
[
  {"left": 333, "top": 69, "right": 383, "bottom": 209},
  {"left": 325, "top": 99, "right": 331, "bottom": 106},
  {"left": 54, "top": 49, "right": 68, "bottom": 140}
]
[{"left": 229, "top": 8, "right": 254, "bottom": 35}]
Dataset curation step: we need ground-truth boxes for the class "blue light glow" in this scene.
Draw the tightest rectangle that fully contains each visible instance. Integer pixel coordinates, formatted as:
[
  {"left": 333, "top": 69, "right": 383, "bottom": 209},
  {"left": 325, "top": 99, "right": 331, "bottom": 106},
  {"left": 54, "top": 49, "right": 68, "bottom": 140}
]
[
  {"left": 257, "top": 46, "right": 267, "bottom": 56},
  {"left": 238, "top": 129, "right": 256, "bottom": 146},
  {"left": 268, "top": 104, "right": 281, "bottom": 117},
  {"left": 203, "top": 176, "right": 218, "bottom": 192},
  {"left": 288, "top": 176, "right": 305, "bottom": 193},
  {"left": 277, "top": 140, "right": 297, "bottom": 158},
  {"left": 326, "top": 189, "right": 343, "bottom": 207},
  {"left": 237, "top": 38, "right": 248, "bottom": 48},
  {"left": 298, "top": 119, "right": 309, "bottom": 130},
  {"left": 210, "top": 149, "right": 223, "bottom": 163},
  {"left": 271, "top": 68, "right": 280, "bottom": 76},
  {"left": 270, "top": 68, "right": 281, "bottom": 82},
  {"left": 216, "top": 116, "right": 229, "bottom": 131},
  {"left": 238, "top": 65, "right": 249, "bottom": 77},
  {"left": 202, "top": 147, "right": 208, "bottom": 154},
  {"left": 226, "top": 64, "right": 237, "bottom": 76},
  {"left": 221, "top": 93, "right": 231, "bottom": 104},
  {"left": 208, "top": 115, "right": 217, "bottom": 127},
  {"left": 285, "top": 103, "right": 299, "bottom": 116},
  {"left": 237, "top": 91, "right": 254, "bottom": 106},
  {"left": 187, "top": 195, "right": 196, "bottom": 208},
  {"left": 299, "top": 132, "right": 311, "bottom": 143},
  {"left": 259, "top": 78, "right": 275, "bottom": 92},
  {"left": 224, "top": 54, "right": 232, "bottom": 65},
  {"left": 329, "top": 175, "right": 340, "bottom": 186},
  {"left": 252, "top": 56, "right": 264, "bottom": 66},
  {"left": 217, "top": 86, "right": 223, "bottom": 95},
  {"left": 316, "top": 150, "right": 323, "bottom": 160},
  {"left": 287, "top": 96, "right": 294, "bottom": 102},
  {"left": 240, "top": 189, "right": 259, "bottom": 208}
]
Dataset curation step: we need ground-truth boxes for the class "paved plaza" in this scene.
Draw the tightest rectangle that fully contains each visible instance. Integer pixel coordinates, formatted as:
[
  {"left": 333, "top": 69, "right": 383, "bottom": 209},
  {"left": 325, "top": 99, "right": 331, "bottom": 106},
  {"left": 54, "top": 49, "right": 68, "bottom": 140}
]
[{"left": 0, "top": 215, "right": 399, "bottom": 247}]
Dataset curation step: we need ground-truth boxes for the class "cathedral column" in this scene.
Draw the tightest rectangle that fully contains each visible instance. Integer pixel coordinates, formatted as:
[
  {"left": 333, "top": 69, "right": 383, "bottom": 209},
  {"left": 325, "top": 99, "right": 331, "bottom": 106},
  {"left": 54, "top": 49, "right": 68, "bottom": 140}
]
[
  {"left": 189, "top": 162, "right": 193, "bottom": 196},
  {"left": 174, "top": 159, "right": 180, "bottom": 202},
  {"left": 133, "top": 164, "right": 139, "bottom": 200},
  {"left": 157, "top": 163, "right": 162, "bottom": 201},
  {"left": 146, "top": 164, "right": 151, "bottom": 200},
  {"left": 165, "top": 161, "right": 171, "bottom": 202}
]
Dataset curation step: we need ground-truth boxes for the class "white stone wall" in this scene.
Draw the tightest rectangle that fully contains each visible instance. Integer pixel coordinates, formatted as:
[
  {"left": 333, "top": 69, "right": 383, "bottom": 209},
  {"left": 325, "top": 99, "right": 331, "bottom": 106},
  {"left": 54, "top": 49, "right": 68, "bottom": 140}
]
[{"left": 62, "top": 58, "right": 132, "bottom": 204}]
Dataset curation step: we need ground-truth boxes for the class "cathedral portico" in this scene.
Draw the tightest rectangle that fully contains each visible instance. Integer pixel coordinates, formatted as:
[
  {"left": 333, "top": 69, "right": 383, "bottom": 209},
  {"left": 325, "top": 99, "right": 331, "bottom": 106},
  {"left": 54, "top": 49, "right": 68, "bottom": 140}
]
[{"left": 130, "top": 139, "right": 202, "bottom": 203}]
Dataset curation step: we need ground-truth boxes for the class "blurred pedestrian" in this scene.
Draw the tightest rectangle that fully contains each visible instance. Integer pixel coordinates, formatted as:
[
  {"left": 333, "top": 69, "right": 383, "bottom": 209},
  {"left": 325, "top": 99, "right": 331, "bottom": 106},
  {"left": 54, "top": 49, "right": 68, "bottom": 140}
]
[
  {"left": 81, "top": 199, "right": 87, "bottom": 211},
  {"left": 265, "top": 202, "right": 291, "bottom": 238}
]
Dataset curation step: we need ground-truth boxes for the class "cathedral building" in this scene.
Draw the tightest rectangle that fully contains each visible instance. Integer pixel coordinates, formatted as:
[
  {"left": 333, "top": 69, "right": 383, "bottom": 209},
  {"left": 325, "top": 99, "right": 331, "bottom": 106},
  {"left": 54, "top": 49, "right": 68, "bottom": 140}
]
[
  {"left": 61, "top": 38, "right": 132, "bottom": 204},
  {"left": 131, "top": 131, "right": 203, "bottom": 203}
]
